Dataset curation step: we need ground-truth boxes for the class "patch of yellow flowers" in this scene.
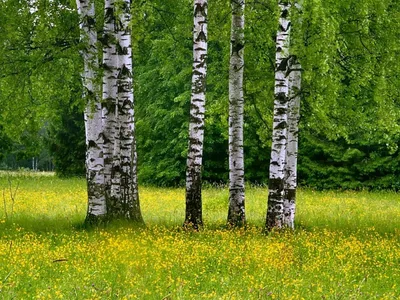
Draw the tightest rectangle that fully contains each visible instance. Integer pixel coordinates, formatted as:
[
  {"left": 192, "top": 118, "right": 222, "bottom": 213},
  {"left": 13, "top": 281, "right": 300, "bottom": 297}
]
[{"left": 0, "top": 176, "right": 399, "bottom": 299}]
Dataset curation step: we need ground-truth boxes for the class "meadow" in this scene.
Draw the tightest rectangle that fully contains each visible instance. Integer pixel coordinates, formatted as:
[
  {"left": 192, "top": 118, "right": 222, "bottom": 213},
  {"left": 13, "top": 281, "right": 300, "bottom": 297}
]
[{"left": 0, "top": 172, "right": 399, "bottom": 299}]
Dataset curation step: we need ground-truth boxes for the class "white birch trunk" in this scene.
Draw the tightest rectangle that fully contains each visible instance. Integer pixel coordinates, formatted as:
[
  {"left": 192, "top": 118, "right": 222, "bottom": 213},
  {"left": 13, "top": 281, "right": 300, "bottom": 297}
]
[
  {"left": 102, "top": 0, "right": 119, "bottom": 216},
  {"left": 114, "top": 0, "right": 143, "bottom": 222},
  {"left": 76, "top": 0, "right": 107, "bottom": 222},
  {"left": 101, "top": 0, "right": 143, "bottom": 222},
  {"left": 266, "top": 0, "right": 291, "bottom": 231},
  {"left": 185, "top": 0, "right": 208, "bottom": 229},
  {"left": 283, "top": 58, "right": 301, "bottom": 229},
  {"left": 227, "top": 0, "right": 245, "bottom": 227},
  {"left": 283, "top": 1, "right": 303, "bottom": 229}
]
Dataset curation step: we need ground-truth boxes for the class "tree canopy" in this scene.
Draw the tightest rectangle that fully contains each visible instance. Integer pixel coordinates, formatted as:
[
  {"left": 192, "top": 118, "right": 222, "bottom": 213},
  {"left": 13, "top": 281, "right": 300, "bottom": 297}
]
[{"left": 1, "top": 0, "right": 400, "bottom": 189}]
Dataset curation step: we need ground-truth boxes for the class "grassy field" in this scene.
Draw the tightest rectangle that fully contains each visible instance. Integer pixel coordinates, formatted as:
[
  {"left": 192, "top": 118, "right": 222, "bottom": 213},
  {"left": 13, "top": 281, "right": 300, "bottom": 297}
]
[{"left": 0, "top": 172, "right": 399, "bottom": 299}]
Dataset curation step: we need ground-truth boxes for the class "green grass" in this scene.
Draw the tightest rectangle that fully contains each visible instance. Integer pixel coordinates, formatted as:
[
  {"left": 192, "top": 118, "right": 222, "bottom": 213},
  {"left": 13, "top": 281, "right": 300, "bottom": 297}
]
[{"left": 0, "top": 172, "right": 399, "bottom": 299}]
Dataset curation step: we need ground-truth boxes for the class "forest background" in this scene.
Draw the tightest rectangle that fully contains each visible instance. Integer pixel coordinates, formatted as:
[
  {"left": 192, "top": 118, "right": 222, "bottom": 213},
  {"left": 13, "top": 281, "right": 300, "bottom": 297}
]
[{"left": 1, "top": 0, "right": 400, "bottom": 191}]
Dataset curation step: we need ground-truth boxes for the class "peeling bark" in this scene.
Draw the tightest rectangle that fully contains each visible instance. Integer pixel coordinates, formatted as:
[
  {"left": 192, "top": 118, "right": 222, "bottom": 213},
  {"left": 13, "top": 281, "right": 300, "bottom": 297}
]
[
  {"left": 227, "top": 0, "right": 246, "bottom": 227},
  {"left": 185, "top": 0, "right": 208, "bottom": 229},
  {"left": 266, "top": 0, "right": 291, "bottom": 231},
  {"left": 76, "top": 0, "right": 106, "bottom": 223}
]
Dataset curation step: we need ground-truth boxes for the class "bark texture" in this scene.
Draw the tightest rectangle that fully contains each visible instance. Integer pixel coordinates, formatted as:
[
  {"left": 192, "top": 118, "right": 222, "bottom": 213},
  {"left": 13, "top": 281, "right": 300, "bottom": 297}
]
[
  {"left": 102, "top": 0, "right": 118, "bottom": 213},
  {"left": 266, "top": 0, "right": 291, "bottom": 231},
  {"left": 227, "top": 0, "right": 246, "bottom": 227},
  {"left": 76, "top": 0, "right": 106, "bottom": 223},
  {"left": 102, "top": 0, "right": 143, "bottom": 222},
  {"left": 114, "top": 0, "right": 143, "bottom": 222},
  {"left": 185, "top": 0, "right": 208, "bottom": 229},
  {"left": 283, "top": 57, "right": 301, "bottom": 229}
]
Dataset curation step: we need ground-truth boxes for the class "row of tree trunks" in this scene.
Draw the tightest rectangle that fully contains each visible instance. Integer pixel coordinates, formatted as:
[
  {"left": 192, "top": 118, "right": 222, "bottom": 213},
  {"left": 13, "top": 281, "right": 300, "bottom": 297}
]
[
  {"left": 185, "top": 0, "right": 248, "bottom": 229},
  {"left": 77, "top": 0, "right": 143, "bottom": 224},
  {"left": 184, "top": 0, "right": 301, "bottom": 230},
  {"left": 77, "top": 0, "right": 299, "bottom": 229}
]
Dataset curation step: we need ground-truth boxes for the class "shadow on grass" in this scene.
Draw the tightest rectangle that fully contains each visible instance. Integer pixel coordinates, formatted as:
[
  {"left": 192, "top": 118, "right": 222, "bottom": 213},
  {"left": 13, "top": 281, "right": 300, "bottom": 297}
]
[
  {"left": 0, "top": 215, "right": 150, "bottom": 236},
  {"left": 1, "top": 214, "right": 399, "bottom": 239},
  {"left": 0, "top": 216, "right": 84, "bottom": 235}
]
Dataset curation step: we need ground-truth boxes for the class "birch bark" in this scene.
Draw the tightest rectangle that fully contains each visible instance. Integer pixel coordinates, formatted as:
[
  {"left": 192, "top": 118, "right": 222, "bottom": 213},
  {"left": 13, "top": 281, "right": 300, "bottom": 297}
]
[
  {"left": 283, "top": 57, "right": 301, "bottom": 228},
  {"left": 227, "top": 0, "right": 246, "bottom": 227},
  {"left": 76, "top": 0, "right": 106, "bottom": 223},
  {"left": 102, "top": 0, "right": 119, "bottom": 216},
  {"left": 101, "top": 0, "right": 143, "bottom": 222},
  {"left": 283, "top": 1, "right": 302, "bottom": 228},
  {"left": 184, "top": 0, "right": 208, "bottom": 229},
  {"left": 266, "top": 0, "right": 291, "bottom": 231},
  {"left": 114, "top": 0, "right": 143, "bottom": 222}
]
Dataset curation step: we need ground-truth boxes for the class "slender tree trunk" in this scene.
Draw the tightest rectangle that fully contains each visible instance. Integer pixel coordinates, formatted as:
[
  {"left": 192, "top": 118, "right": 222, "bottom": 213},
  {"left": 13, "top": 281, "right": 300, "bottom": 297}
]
[
  {"left": 283, "top": 57, "right": 301, "bottom": 229},
  {"left": 102, "top": 0, "right": 119, "bottom": 217},
  {"left": 76, "top": 0, "right": 107, "bottom": 223},
  {"left": 184, "top": 0, "right": 208, "bottom": 229},
  {"left": 227, "top": 0, "right": 245, "bottom": 227},
  {"left": 266, "top": 0, "right": 291, "bottom": 231},
  {"left": 115, "top": 0, "right": 143, "bottom": 222}
]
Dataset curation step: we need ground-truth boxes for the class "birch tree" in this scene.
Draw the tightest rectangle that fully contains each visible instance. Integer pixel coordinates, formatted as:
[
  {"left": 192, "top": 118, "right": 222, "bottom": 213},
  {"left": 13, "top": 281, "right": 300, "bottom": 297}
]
[
  {"left": 102, "top": 0, "right": 119, "bottom": 217},
  {"left": 114, "top": 0, "right": 143, "bottom": 222},
  {"left": 184, "top": 0, "right": 208, "bottom": 229},
  {"left": 227, "top": 0, "right": 245, "bottom": 227},
  {"left": 102, "top": 0, "right": 143, "bottom": 222},
  {"left": 283, "top": 57, "right": 301, "bottom": 228},
  {"left": 282, "top": 1, "right": 302, "bottom": 229},
  {"left": 266, "top": 0, "right": 291, "bottom": 231},
  {"left": 76, "top": 0, "right": 106, "bottom": 223}
]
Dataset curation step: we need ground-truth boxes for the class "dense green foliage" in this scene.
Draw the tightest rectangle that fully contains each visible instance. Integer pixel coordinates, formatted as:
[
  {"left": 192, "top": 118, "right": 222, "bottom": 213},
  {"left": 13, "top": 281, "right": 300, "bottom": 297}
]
[
  {"left": 133, "top": 0, "right": 400, "bottom": 189},
  {"left": 296, "top": 0, "right": 400, "bottom": 190},
  {"left": 46, "top": 102, "right": 86, "bottom": 177},
  {"left": 1, "top": 0, "right": 400, "bottom": 189},
  {"left": 0, "top": 0, "right": 82, "bottom": 173},
  {"left": 133, "top": 0, "right": 277, "bottom": 185}
]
